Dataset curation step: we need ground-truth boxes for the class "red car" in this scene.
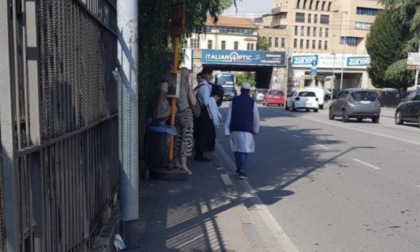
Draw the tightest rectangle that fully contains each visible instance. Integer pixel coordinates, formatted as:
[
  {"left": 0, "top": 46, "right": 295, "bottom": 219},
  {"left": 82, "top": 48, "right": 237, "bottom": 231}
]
[{"left": 262, "top": 89, "right": 285, "bottom": 106}]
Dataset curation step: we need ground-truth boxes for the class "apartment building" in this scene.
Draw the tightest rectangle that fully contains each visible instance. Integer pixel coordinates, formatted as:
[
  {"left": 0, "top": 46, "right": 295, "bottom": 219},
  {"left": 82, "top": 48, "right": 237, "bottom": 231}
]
[{"left": 256, "top": 0, "right": 384, "bottom": 90}]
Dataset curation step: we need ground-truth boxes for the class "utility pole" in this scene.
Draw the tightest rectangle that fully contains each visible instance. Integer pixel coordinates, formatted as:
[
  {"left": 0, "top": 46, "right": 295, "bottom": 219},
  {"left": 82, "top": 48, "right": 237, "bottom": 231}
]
[
  {"left": 117, "top": 0, "right": 139, "bottom": 247},
  {"left": 415, "top": 41, "right": 420, "bottom": 89},
  {"left": 340, "top": 11, "right": 348, "bottom": 92}
]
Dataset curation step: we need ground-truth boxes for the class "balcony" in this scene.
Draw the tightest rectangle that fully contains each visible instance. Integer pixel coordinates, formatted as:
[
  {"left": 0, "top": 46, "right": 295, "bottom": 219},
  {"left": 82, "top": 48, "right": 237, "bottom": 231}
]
[{"left": 271, "top": 6, "right": 283, "bottom": 15}]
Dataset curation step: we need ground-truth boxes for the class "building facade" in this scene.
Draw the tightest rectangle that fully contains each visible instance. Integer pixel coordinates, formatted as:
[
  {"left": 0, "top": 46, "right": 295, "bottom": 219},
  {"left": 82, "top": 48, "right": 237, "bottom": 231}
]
[{"left": 256, "top": 0, "right": 384, "bottom": 91}]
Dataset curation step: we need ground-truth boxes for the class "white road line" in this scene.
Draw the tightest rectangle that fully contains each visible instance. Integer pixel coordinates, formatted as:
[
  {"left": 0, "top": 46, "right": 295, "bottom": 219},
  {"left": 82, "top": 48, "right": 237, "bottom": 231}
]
[
  {"left": 316, "top": 144, "right": 330, "bottom": 150},
  {"left": 220, "top": 174, "right": 233, "bottom": 186},
  {"left": 279, "top": 129, "right": 287, "bottom": 133},
  {"left": 417, "top": 185, "right": 420, "bottom": 188},
  {"left": 305, "top": 117, "right": 420, "bottom": 146},
  {"left": 352, "top": 158, "right": 381, "bottom": 170},
  {"left": 293, "top": 135, "right": 301, "bottom": 138},
  {"left": 175, "top": 234, "right": 204, "bottom": 249},
  {"left": 266, "top": 122, "right": 274, "bottom": 127}
]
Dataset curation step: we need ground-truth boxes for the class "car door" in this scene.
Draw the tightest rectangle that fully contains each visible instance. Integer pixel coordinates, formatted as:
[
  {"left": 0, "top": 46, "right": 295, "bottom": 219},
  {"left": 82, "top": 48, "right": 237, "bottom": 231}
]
[
  {"left": 287, "top": 91, "right": 296, "bottom": 107},
  {"left": 401, "top": 90, "right": 416, "bottom": 121},
  {"left": 407, "top": 89, "right": 420, "bottom": 122},
  {"left": 332, "top": 91, "right": 345, "bottom": 115}
]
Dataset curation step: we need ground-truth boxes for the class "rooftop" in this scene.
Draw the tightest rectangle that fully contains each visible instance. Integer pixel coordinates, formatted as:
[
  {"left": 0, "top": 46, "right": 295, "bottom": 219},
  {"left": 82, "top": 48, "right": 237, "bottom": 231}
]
[{"left": 205, "top": 16, "right": 257, "bottom": 29}]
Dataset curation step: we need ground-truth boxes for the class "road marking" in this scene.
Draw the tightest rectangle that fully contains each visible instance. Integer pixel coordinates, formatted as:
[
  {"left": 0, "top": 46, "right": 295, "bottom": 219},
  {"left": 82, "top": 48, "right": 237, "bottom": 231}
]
[
  {"left": 215, "top": 141, "right": 299, "bottom": 252},
  {"left": 305, "top": 117, "right": 420, "bottom": 146},
  {"left": 279, "top": 129, "right": 286, "bottom": 133},
  {"left": 416, "top": 185, "right": 420, "bottom": 188},
  {"left": 266, "top": 122, "right": 274, "bottom": 127},
  {"left": 293, "top": 135, "right": 301, "bottom": 138},
  {"left": 316, "top": 144, "right": 330, "bottom": 150},
  {"left": 175, "top": 234, "right": 204, "bottom": 249},
  {"left": 352, "top": 158, "right": 381, "bottom": 170},
  {"left": 220, "top": 174, "right": 233, "bottom": 186}
]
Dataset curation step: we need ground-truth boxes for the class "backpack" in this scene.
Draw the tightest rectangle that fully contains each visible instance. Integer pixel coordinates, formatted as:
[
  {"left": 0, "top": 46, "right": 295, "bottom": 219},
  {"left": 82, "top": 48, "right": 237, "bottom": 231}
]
[{"left": 194, "top": 83, "right": 224, "bottom": 107}]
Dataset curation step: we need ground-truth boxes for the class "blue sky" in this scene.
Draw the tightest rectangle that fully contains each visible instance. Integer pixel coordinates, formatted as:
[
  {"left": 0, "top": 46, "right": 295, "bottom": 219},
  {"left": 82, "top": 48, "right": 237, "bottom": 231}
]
[{"left": 222, "top": 0, "right": 273, "bottom": 18}]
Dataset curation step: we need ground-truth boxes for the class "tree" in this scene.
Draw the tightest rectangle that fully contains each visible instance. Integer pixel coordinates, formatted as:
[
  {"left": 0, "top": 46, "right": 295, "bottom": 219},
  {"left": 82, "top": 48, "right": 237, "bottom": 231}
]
[
  {"left": 257, "top": 36, "right": 268, "bottom": 50},
  {"left": 236, "top": 72, "right": 256, "bottom": 86},
  {"left": 366, "top": 9, "right": 413, "bottom": 89}
]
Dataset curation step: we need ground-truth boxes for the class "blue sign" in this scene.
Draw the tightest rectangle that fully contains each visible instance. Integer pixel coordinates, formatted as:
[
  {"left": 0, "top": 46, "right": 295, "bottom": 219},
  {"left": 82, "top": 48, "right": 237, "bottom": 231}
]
[
  {"left": 291, "top": 54, "right": 318, "bottom": 66},
  {"left": 201, "top": 49, "right": 286, "bottom": 66},
  {"left": 347, "top": 56, "right": 370, "bottom": 67},
  {"left": 310, "top": 67, "right": 317, "bottom": 77}
]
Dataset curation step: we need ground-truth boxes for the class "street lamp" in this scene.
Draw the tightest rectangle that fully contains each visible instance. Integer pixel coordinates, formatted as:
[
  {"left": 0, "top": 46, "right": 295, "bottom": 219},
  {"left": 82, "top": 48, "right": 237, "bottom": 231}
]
[
  {"left": 340, "top": 11, "right": 348, "bottom": 92},
  {"left": 331, "top": 52, "right": 336, "bottom": 98}
]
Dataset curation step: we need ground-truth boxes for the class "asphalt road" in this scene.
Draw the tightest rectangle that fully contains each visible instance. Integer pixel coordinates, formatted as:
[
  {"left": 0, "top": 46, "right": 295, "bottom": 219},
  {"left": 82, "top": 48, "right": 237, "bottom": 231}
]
[{"left": 216, "top": 102, "right": 420, "bottom": 252}]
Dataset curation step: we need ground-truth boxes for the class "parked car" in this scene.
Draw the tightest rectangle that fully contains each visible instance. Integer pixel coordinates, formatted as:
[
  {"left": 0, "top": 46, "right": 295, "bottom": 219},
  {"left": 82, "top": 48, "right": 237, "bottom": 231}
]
[
  {"left": 262, "top": 89, "right": 285, "bottom": 106},
  {"left": 304, "top": 87, "right": 325, "bottom": 109},
  {"left": 285, "top": 90, "right": 319, "bottom": 112},
  {"left": 329, "top": 88, "right": 381, "bottom": 123},
  {"left": 253, "top": 88, "right": 268, "bottom": 102},
  {"left": 395, "top": 88, "right": 420, "bottom": 126}
]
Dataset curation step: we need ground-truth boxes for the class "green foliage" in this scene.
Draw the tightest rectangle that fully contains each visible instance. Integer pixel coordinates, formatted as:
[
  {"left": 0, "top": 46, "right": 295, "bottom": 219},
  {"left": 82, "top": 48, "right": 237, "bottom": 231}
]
[
  {"left": 257, "top": 36, "right": 268, "bottom": 50},
  {"left": 236, "top": 72, "right": 256, "bottom": 86},
  {"left": 137, "top": 0, "right": 235, "bottom": 158},
  {"left": 366, "top": 9, "right": 413, "bottom": 89}
]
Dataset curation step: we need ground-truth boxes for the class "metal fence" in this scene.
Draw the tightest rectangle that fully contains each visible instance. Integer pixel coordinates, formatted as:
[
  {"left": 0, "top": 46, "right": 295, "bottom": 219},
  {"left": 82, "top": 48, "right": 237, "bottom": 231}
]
[{"left": 0, "top": 0, "right": 119, "bottom": 251}]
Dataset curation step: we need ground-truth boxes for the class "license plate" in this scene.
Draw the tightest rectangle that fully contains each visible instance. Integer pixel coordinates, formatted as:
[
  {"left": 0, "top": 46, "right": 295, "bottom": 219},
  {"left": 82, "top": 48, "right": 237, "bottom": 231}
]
[
  {"left": 360, "top": 101, "right": 371, "bottom": 104},
  {"left": 274, "top": 96, "right": 279, "bottom": 98}
]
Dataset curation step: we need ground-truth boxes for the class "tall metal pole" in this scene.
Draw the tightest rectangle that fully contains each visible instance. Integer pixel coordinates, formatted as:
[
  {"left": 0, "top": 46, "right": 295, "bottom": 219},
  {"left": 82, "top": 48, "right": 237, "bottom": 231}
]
[
  {"left": 340, "top": 11, "right": 348, "bottom": 91},
  {"left": 118, "top": 0, "right": 139, "bottom": 223},
  {"left": 332, "top": 52, "right": 336, "bottom": 98}
]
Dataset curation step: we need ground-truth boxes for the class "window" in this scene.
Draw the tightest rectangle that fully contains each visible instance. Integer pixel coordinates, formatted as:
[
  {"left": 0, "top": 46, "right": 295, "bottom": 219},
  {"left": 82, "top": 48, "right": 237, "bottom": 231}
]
[
  {"left": 327, "top": 2, "right": 332, "bottom": 11},
  {"left": 301, "top": 26, "right": 305, "bottom": 36},
  {"left": 269, "top": 37, "right": 272, "bottom": 47},
  {"left": 309, "top": 0, "right": 314, "bottom": 9},
  {"left": 314, "top": 14, "right": 318, "bottom": 23},
  {"left": 341, "top": 37, "right": 357, "bottom": 45},
  {"left": 300, "top": 39, "right": 304, "bottom": 48},
  {"left": 303, "top": 0, "right": 307, "bottom": 9},
  {"left": 247, "top": 43, "right": 251, "bottom": 50},
  {"left": 313, "top": 27, "right": 317, "bottom": 36},
  {"left": 315, "top": 1, "right": 319, "bottom": 10},
  {"left": 308, "top": 14, "right": 312, "bottom": 23},
  {"left": 191, "top": 38, "right": 200, "bottom": 49},
  {"left": 319, "top": 27, "right": 323, "bottom": 37},
  {"left": 221, "top": 40, "right": 226, "bottom": 49},
  {"left": 206, "top": 26, "right": 212, "bottom": 33},
  {"left": 355, "top": 22, "right": 372, "bottom": 30},
  {"left": 234, "top": 41, "right": 239, "bottom": 50},
  {"left": 294, "top": 39, "right": 297, "bottom": 48},
  {"left": 306, "top": 39, "right": 310, "bottom": 49},
  {"left": 297, "top": 0, "right": 301, "bottom": 8},
  {"left": 320, "top": 15, "right": 329, "bottom": 24},
  {"left": 324, "top": 40, "right": 328, "bottom": 50},
  {"left": 307, "top": 26, "right": 311, "bottom": 36},
  {"left": 321, "top": 1, "right": 325, "bottom": 11},
  {"left": 318, "top": 40, "right": 322, "bottom": 49},
  {"left": 275, "top": 37, "right": 279, "bottom": 47},
  {"left": 295, "top": 26, "right": 298, "bottom": 35},
  {"left": 281, "top": 38, "right": 285, "bottom": 48},
  {"left": 357, "top": 7, "right": 379, "bottom": 16},
  {"left": 251, "top": 43, "right": 254, "bottom": 50},
  {"left": 208, "top": 40, "right": 213, "bottom": 49},
  {"left": 325, "top": 28, "right": 329, "bottom": 37},
  {"left": 296, "top": 13, "right": 305, "bottom": 22},
  {"left": 312, "top": 40, "right": 316, "bottom": 49}
]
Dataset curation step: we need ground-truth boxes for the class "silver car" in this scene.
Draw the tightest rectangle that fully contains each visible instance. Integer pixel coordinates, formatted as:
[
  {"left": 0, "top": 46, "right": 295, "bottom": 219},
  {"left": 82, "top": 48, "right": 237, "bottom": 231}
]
[{"left": 329, "top": 88, "right": 381, "bottom": 123}]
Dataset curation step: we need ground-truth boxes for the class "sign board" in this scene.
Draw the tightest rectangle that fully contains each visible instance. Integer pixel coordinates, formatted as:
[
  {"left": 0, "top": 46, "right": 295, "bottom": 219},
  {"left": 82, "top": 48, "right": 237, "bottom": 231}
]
[
  {"left": 407, "top": 52, "right": 420, "bottom": 70},
  {"left": 310, "top": 60, "right": 317, "bottom": 76},
  {"left": 201, "top": 49, "right": 286, "bottom": 66},
  {"left": 291, "top": 53, "right": 371, "bottom": 69}
]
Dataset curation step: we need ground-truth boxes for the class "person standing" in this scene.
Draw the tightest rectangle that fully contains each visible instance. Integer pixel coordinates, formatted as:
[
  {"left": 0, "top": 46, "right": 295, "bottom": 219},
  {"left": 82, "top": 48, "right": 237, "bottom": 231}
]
[
  {"left": 193, "top": 67, "right": 216, "bottom": 162},
  {"left": 225, "top": 83, "right": 260, "bottom": 179}
]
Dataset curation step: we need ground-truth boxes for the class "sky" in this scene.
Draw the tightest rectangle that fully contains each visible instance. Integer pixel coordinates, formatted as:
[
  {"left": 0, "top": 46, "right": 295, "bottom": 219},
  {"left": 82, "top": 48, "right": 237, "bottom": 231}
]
[{"left": 222, "top": 0, "right": 273, "bottom": 18}]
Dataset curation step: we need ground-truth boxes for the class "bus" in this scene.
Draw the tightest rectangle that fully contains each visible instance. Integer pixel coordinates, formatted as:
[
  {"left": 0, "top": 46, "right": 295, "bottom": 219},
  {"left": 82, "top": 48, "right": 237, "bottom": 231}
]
[{"left": 214, "top": 72, "right": 237, "bottom": 101}]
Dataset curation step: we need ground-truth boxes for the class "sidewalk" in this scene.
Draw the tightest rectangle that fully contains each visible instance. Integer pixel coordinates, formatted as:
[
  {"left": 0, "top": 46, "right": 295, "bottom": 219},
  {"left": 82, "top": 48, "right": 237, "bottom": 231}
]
[{"left": 127, "top": 144, "right": 289, "bottom": 252}]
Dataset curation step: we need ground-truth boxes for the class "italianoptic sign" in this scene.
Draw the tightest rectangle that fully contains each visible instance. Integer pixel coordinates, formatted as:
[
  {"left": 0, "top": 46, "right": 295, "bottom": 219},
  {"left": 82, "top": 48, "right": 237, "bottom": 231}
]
[{"left": 201, "top": 49, "right": 286, "bottom": 67}]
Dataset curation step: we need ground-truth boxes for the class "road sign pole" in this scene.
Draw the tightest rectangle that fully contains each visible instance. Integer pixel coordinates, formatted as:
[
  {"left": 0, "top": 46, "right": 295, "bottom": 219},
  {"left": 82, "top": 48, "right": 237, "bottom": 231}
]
[{"left": 415, "top": 43, "right": 420, "bottom": 89}]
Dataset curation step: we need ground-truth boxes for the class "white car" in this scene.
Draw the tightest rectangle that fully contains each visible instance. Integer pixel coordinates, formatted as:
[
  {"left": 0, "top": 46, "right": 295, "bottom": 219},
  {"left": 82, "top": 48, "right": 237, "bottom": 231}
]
[
  {"left": 304, "top": 87, "right": 325, "bottom": 109},
  {"left": 285, "top": 90, "right": 319, "bottom": 112}
]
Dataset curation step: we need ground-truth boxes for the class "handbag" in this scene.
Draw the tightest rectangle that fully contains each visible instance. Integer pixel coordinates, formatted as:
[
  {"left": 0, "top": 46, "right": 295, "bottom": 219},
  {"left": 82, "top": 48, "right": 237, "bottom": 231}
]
[{"left": 185, "top": 83, "right": 201, "bottom": 118}]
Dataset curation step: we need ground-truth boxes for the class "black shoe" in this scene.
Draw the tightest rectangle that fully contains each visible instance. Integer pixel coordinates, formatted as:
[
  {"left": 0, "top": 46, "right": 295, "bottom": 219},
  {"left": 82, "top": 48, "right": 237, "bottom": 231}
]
[
  {"left": 235, "top": 169, "right": 240, "bottom": 174},
  {"left": 238, "top": 171, "right": 247, "bottom": 180},
  {"left": 194, "top": 156, "right": 211, "bottom": 162}
]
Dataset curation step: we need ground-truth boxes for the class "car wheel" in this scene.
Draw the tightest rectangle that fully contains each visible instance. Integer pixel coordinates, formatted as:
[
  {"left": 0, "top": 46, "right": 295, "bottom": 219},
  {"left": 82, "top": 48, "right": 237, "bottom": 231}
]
[
  {"left": 319, "top": 104, "right": 324, "bottom": 110},
  {"left": 418, "top": 116, "right": 420, "bottom": 128},
  {"left": 278, "top": 104, "right": 281, "bottom": 107},
  {"left": 292, "top": 103, "right": 296, "bottom": 111},
  {"left": 285, "top": 103, "right": 289, "bottom": 111},
  {"left": 314, "top": 109, "right": 318, "bottom": 112},
  {"left": 329, "top": 109, "right": 335, "bottom": 120},
  {"left": 395, "top": 110, "right": 404, "bottom": 125},
  {"left": 342, "top": 110, "right": 349, "bottom": 122},
  {"left": 372, "top": 117, "right": 379, "bottom": 123},
  {"left": 357, "top": 118, "right": 363, "bottom": 122}
]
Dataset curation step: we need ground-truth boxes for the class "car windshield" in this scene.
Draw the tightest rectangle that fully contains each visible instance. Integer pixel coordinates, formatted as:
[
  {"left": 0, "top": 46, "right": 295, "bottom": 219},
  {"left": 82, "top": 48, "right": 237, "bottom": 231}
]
[
  {"left": 257, "top": 89, "right": 268, "bottom": 94},
  {"left": 298, "top": 91, "right": 316, "bottom": 97},
  {"left": 351, "top": 91, "right": 376, "bottom": 101},
  {"left": 269, "top": 90, "right": 284, "bottom": 96}
]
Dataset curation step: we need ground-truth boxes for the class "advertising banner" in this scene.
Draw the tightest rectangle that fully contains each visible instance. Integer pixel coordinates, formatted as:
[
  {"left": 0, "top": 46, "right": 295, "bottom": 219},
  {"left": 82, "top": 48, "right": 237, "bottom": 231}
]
[
  {"left": 291, "top": 53, "right": 370, "bottom": 69},
  {"left": 201, "top": 49, "right": 286, "bottom": 66}
]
